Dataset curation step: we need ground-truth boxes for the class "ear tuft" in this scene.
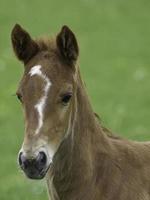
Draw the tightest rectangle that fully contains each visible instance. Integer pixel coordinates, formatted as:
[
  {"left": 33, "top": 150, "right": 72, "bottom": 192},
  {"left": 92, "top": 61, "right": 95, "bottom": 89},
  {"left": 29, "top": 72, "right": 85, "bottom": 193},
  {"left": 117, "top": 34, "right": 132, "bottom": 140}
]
[
  {"left": 11, "top": 24, "right": 39, "bottom": 64},
  {"left": 56, "top": 25, "right": 79, "bottom": 64}
]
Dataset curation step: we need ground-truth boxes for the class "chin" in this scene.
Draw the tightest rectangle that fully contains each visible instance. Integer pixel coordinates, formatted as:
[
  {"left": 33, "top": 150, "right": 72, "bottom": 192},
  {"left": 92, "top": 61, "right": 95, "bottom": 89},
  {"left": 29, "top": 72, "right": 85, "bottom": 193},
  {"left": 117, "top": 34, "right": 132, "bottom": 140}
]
[
  {"left": 25, "top": 170, "right": 47, "bottom": 180},
  {"left": 27, "top": 173, "right": 46, "bottom": 180}
]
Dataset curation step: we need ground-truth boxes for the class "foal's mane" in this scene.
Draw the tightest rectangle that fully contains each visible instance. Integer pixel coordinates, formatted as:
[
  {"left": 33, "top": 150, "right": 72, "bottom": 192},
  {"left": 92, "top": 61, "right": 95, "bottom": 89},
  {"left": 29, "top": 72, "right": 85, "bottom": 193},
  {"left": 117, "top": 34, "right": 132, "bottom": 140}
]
[{"left": 94, "top": 113, "right": 121, "bottom": 140}]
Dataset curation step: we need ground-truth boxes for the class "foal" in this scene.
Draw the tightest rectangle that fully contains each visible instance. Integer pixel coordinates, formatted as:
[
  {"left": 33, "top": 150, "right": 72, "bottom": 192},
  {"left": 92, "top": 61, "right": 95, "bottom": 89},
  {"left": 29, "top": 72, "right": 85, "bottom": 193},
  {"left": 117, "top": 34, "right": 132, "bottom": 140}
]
[{"left": 11, "top": 24, "right": 150, "bottom": 200}]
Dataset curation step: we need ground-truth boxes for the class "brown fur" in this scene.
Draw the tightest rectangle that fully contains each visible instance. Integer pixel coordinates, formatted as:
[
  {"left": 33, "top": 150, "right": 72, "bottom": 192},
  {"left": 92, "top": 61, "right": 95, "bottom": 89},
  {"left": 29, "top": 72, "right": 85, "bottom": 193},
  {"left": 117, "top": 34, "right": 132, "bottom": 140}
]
[{"left": 12, "top": 24, "right": 150, "bottom": 200}]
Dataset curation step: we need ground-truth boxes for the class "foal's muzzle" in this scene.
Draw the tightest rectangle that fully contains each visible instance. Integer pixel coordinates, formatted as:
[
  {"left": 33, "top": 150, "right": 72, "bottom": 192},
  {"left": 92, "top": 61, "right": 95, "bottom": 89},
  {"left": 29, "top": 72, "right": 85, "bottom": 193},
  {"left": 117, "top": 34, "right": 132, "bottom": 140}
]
[{"left": 18, "top": 151, "right": 47, "bottom": 179}]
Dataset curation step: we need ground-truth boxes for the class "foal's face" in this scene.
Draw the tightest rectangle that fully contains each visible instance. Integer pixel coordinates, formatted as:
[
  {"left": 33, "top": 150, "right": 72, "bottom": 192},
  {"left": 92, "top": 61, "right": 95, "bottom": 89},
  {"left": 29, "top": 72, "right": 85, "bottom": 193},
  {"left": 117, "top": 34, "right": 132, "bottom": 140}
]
[{"left": 11, "top": 24, "right": 78, "bottom": 179}]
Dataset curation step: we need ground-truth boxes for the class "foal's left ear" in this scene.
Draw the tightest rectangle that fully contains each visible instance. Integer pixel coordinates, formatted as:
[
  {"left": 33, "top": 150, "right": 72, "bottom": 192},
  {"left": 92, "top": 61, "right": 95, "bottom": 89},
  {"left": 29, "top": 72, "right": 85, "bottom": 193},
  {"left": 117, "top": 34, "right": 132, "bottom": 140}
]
[
  {"left": 11, "top": 24, "right": 39, "bottom": 64},
  {"left": 56, "top": 26, "right": 79, "bottom": 65}
]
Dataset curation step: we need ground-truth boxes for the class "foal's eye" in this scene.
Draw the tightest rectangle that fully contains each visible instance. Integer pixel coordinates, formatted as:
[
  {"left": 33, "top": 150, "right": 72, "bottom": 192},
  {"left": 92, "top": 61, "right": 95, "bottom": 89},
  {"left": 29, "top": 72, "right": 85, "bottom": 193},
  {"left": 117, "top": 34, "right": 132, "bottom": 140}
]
[
  {"left": 61, "top": 93, "right": 72, "bottom": 105},
  {"left": 16, "top": 93, "right": 23, "bottom": 102}
]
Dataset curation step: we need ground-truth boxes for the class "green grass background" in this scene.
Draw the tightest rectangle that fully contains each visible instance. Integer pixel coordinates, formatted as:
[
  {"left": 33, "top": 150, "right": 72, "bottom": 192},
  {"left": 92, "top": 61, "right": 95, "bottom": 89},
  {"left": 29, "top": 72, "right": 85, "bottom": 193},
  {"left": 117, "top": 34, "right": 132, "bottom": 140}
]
[{"left": 1, "top": 0, "right": 150, "bottom": 199}]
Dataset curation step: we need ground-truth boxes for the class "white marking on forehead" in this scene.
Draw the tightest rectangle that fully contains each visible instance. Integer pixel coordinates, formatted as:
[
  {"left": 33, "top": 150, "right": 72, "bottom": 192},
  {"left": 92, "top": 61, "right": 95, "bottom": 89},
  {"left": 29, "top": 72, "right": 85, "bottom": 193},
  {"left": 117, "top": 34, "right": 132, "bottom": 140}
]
[
  {"left": 29, "top": 65, "right": 51, "bottom": 134},
  {"left": 29, "top": 65, "right": 42, "bottom": 76}
]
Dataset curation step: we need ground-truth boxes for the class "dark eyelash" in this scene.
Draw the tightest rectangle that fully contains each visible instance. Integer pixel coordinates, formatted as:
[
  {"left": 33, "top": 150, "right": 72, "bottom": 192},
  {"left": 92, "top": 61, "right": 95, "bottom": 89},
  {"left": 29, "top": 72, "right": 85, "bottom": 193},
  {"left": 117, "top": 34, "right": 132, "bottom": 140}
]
[{"left": 16, "top": 93, "right": 23, "bottom": 102}]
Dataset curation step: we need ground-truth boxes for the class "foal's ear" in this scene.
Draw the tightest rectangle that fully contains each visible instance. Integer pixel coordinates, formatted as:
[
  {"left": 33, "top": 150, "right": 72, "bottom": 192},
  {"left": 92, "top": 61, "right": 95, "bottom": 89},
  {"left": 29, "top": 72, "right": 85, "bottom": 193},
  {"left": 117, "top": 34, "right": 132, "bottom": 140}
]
[
  {"left": 56, "top": 25, "right": 79, "bottom": 64},
  {"left": 11, "top": 24, "right": 39, "bottom": 64}
]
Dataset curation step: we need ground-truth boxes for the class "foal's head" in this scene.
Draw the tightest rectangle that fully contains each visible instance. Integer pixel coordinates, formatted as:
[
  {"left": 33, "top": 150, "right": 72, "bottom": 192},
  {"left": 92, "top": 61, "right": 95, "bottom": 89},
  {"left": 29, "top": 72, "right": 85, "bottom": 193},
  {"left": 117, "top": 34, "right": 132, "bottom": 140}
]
[{"left": 11, "top": 24, "right": 79, "bottom": 179}]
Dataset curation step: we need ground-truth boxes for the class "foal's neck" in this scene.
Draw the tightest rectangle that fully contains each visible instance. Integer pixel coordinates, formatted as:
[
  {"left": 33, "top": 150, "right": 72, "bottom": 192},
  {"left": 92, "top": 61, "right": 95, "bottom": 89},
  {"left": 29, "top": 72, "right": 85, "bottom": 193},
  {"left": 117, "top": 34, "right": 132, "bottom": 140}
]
[
  {"left": 74, "top": 69, "right": 111, "bottom": 150},
  {"left": 67, "top": 69, "right": 113, "bottom": 174}
]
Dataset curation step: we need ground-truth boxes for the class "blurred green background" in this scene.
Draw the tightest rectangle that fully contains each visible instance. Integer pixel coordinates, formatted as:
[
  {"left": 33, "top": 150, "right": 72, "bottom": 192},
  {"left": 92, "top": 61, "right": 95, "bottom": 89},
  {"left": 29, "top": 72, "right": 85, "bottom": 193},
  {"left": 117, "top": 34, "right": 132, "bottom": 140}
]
[{"left": 1, "top": 0, "right": 150, "bottom": 199}]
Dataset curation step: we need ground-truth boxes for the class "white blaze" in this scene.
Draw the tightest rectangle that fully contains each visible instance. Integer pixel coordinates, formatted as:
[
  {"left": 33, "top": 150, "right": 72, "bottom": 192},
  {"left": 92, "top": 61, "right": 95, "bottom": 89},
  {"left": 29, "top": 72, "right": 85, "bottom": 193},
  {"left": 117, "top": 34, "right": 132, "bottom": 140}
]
[{"left": 29, "top": 65, "right": 51, "bottom": 134}]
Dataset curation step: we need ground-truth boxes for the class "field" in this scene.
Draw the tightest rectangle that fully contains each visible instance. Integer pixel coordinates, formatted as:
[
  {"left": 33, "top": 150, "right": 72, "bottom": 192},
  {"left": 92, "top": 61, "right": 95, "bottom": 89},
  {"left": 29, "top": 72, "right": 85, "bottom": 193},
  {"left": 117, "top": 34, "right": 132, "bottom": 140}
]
[{"left": 1, "top": 0, "right": 150, "bottom": 199}]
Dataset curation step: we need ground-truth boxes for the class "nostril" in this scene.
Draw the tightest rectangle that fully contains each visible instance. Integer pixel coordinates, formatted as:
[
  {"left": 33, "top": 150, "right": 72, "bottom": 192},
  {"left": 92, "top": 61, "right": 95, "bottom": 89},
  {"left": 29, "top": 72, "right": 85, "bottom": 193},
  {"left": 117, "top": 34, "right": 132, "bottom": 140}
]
[
  {"left": 38, "top": 151, "right": 47, "bottom": 165},
  {"left": 18, "top": 152, "right": 29, "bottom": 170},
  {"left": 18, "top": 152, "right": 23, "bottom": 166}
]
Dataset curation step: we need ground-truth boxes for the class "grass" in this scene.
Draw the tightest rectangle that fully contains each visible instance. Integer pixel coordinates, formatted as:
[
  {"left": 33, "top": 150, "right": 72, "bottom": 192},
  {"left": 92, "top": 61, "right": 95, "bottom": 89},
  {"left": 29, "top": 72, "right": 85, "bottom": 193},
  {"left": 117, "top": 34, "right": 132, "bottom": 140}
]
[{"left": 0, "top": 0, "right": 150, "bottom": 199}]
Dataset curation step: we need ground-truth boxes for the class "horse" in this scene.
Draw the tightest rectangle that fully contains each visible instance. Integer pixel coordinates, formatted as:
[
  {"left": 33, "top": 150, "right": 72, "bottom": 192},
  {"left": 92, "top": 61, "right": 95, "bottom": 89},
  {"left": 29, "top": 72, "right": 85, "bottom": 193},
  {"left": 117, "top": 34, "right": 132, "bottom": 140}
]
[{"left": 11, "top": 24, "right": 150, "bottom": 200}]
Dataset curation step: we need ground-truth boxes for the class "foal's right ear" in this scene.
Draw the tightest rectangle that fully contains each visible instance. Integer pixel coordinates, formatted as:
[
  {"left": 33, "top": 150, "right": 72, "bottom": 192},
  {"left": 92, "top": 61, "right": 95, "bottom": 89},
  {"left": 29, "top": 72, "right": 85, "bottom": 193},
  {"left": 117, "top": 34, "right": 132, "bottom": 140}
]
[{"left": 11, "top": 24, "right": 39, "bottom": 64}]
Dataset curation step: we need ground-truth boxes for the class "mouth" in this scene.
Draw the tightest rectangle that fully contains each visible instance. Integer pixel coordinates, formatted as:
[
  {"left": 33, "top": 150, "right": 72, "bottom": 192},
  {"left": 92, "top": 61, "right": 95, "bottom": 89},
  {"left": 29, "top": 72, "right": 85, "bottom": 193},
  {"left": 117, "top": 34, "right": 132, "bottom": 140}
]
[
  {"left": 23, "top": 163, "right": 51, "bottom": 180},
  {"left": 25, "top": 170, "right": 46, "bottom": 180}
]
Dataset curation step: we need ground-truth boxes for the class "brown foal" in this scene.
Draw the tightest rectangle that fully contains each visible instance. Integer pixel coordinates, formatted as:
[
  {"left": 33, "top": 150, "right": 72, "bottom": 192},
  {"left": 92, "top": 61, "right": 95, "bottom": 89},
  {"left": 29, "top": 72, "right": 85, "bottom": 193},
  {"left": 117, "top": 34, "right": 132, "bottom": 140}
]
[{"left": 11, "top": 24, "right": 150, "bottom": 200}]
